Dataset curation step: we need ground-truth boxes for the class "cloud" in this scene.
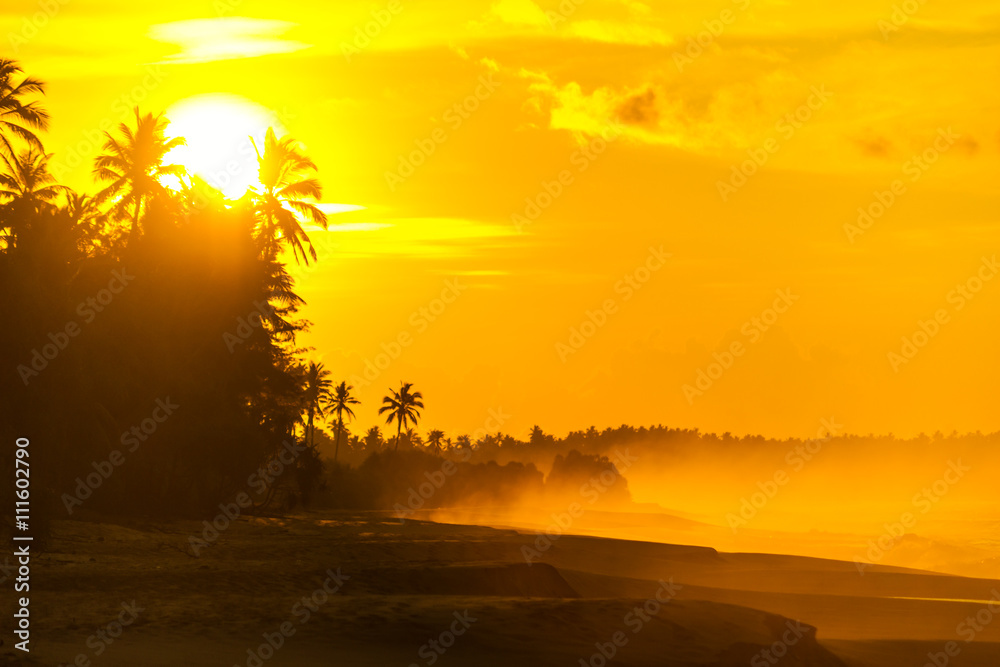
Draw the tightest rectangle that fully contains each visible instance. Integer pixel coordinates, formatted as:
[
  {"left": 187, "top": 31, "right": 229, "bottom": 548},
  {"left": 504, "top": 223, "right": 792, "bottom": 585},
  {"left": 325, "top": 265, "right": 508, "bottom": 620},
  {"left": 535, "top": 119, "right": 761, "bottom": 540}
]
[
  {"left": 148, "top": 18, "right": 311, "bottom": 64},
  {"left": 519, "top": 64, "right": 838, "bottom": 156},
  {"left": 488, "top": 0, "right": 550, "bottom": 27},
  {"left": 617, "top": 88, "right": 659, "bottom": 127},
  {"left": 566, "top": 20, "right": 672, "bottom": 46},
  {"left": 854, "top": 135, "right": 894, "bottom": 158}
]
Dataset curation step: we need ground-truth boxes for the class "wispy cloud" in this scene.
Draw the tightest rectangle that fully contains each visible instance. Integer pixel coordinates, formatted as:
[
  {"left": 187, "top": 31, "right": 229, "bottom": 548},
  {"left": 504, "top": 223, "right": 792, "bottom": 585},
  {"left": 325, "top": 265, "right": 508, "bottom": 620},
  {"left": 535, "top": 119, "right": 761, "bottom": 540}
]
[{"left": 149, "top": 18, "right": 311, "bottom": 64}]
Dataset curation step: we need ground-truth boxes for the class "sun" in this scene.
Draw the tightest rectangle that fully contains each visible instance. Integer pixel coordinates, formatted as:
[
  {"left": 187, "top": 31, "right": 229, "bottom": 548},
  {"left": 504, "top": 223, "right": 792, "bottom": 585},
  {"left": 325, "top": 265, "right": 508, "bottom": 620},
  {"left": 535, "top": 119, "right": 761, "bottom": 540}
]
[{"left": 162, "top": 94, "right": 286, "bottom": 199}]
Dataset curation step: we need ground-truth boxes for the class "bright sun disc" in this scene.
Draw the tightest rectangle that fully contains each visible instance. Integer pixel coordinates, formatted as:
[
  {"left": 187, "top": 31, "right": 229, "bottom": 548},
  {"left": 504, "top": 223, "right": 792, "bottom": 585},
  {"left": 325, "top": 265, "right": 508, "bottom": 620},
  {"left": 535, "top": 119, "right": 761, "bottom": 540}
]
[{"left": 163, "top": 94, "right": 285, "bottom": 199}]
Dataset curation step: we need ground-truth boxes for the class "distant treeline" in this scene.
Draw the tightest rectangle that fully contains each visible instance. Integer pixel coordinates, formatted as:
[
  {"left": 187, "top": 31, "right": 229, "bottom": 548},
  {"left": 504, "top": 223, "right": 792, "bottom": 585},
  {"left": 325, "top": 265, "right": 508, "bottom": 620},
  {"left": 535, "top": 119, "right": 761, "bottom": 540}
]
[{"left": 315, "top": 448, "right": 634, "bottom": 515}]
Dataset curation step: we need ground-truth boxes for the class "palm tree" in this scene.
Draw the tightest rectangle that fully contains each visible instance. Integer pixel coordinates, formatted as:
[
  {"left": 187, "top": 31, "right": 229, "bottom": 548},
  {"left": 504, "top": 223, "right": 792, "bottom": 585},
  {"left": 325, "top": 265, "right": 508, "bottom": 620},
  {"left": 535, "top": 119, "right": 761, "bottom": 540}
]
[
  {"left": 329, "top": 381, "right": 360, "bottom": 464},
  {"left": 0, "top": 148, "right": 65, "bottom": 249},
  {"left": 63, "top": 191, "right": 116, "bottom": 253},
  {"left": 92, "top": 107, "right": 186, "bottom": 243},
  {"left": 0, "top": 59, "right": 49, "bottom": 157},
  {"left": 426, "top": 429, "right": 445, "bottom": 454},
  {"left": 303, "top": 362, "right": 334, "bottom": 449},
  {"left": 0, "top": 148, "right": 63, "bottom": 209},
  {"left": 363, "top": 426, "right": 383, "bottom": 453},
  {"left": 378, "top": 382, "right": 424, "bottom": 452},
  {"left": 249, "top": 128, "right": 328, "bottom": 265}
]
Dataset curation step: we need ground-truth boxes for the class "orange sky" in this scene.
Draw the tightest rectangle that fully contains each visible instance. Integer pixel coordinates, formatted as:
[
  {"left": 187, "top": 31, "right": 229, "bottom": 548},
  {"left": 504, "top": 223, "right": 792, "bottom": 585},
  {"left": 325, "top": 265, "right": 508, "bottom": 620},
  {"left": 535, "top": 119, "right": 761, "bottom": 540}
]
[{"left": 6, "top": 0, "right": 1000, "bottom": 439}]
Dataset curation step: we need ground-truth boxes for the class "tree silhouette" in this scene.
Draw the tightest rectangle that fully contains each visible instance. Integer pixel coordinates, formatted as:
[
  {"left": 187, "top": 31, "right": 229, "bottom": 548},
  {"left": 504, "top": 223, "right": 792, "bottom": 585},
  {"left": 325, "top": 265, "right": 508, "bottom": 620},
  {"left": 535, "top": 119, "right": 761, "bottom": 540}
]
[
  {"left": 250, "top": 128, "right": 328, "bottom": 265},
  {"left": 63, "top": 192, "right": 114, "bottom": 255},
  {"left": 93, "top": 107, "right": 186, "bottom": 244},
  {"left": 303, "top": 362, "right": 334, "bottom": 449},
  {"left": 378, "top": 382, "right": 424, "bottom": 452},
  {"left": 426, "top": 429, "right": 445, "bottom": 454},
  {"left": 0, "top": 59, "right": 49, "bottom": 157},
  {"left": 329, "top": 381, "right": 360, "bottom": 464},
  {"left": 404, "top": 427, "right": 422, "bottom": 450},
  {"left": 364, "top": 426, "right": 383, "bottom": 453},
  {"left": 0, "top": 148, "right": 64, "bottom": 248}
]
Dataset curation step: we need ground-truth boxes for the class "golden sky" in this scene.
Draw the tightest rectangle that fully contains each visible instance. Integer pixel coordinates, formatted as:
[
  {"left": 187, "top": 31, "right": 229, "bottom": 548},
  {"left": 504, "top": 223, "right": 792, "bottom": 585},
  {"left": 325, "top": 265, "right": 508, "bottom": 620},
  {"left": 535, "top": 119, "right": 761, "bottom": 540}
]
[{"left": 7, "top": 0, "right": 1000, "bottom": 438}]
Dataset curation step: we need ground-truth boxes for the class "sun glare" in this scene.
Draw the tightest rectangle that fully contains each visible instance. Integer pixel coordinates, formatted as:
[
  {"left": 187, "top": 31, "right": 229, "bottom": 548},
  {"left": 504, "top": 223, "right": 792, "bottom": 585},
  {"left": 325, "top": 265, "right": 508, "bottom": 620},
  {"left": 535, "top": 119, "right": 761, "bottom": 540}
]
[{"left": 162, "top": 93, "right": 286, "bottom": 199}]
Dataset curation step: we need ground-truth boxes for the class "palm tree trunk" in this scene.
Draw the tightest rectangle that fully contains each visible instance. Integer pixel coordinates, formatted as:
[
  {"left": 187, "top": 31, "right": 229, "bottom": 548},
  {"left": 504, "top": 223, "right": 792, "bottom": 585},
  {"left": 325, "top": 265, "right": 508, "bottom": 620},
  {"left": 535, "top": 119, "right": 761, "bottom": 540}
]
[
  {"left": 129, "top": 197, "right": 142, "bottom": 244},
  {"left": 395, "top": 417, "right": 402, "bottom": 452},
  {"left": 334, "top": 415, "right": 342, "bottom": 463}
]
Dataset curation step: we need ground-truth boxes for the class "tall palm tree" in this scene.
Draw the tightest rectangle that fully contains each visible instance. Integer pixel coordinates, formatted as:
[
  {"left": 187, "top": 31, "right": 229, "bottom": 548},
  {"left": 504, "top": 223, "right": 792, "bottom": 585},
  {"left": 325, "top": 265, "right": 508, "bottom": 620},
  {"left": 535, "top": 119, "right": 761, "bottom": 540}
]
[
  {"left": 329, "top": 381, "right": 360, "bottom": 464},
  {"left": 378, "top": 382, "right": 424, "bottom": 452},
  {"left": 0, "top": 59, "right": 49, "bottom": 157},
  {"left": 0, "top": 148, "right": 64, "bottom": 249},
  {"left": 250, "top": 128, "right": 328, "bottom": 265},
  {"left": 426, "top": 429, "right": 445, "bottom": 454},
  {"left": 92, "top": 107, "right": 186, "bottom": 243},
  {"left": 303, "top": 362, "right": 334, "bottom": 449}
]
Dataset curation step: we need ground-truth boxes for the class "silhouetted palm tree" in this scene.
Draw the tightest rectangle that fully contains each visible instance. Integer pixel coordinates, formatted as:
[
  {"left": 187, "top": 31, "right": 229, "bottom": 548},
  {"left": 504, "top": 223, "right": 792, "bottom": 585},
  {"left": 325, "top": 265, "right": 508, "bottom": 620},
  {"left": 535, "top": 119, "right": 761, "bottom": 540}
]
[
  {"left": 426, "top": 429, "right": 445, "bottom": 454},
  {"left": 329, "top": 381, "right": 359, "bottom": 464},
  {"left": 64, "top": 191, "right": 98, "bottom": 223},
  {"left": 62, "top": 191, "right": 116, "bottom": 254},
  {"left": 364, "top": 426, "right": 383, "bottom": 453},
  {"left": 403, "top": 428, "right": 423, "bottom": 450},
  {"left": 250, "top": 128, "right": 328, "bottom": 265},
  {"left": 0, "top": 148, "right": 64, "bottom": 248},
  {"left": 93, "top": 107, "right": 185, "bottom": 243},
  {"left": 378, "top": 382, "right": 424, "bottom": 452},
  {"left": 303, "top": 362, "right": 334, "bottom": 449},
  {"left": 0, "top": 148, "right": 63, "bottom": 208},
  {"left": 0, "top": 59, "right": 49, "bottom": 157}
]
